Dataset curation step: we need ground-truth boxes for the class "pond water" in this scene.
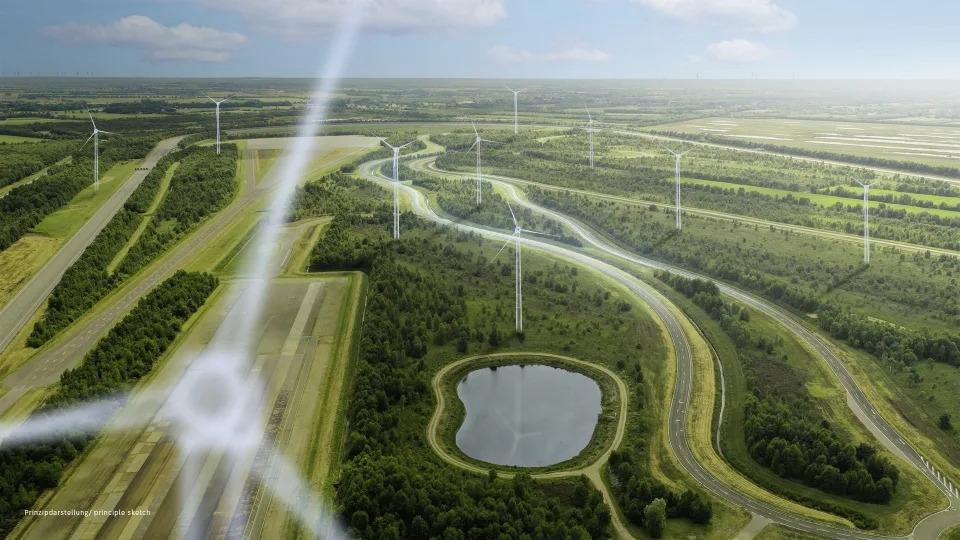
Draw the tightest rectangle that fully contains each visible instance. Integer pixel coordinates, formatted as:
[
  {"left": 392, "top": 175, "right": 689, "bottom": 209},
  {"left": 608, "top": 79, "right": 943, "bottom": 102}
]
[{"left": 455, "top": 364, "right": 602, "bottom": 467}]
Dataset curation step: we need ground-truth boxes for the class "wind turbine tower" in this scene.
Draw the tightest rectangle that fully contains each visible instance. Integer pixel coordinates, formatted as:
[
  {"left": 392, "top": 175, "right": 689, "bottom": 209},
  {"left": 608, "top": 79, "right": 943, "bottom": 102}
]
[
  {"left": 856, "top": 180, "right": 876, "bottom": 264},
  {"left": 81, "top": 112, "right": 114, "bottom": 193},
  {"left": 505, "top": 86, "right": 525, "bottom": 134},
  {"left": 660, "top": 143, "right": 692, "bottom": 230},
  {"left": 381, "top": 139, "right": 414, "bottom": 240},
  {"left": 467, "top": 122, "right": 499, "bottom": 205},
  {"left": 495, "top": 201, "right": 558, "bottom": 333},
  {"left": 204, "top": 93, "right": 232, "bottom": 154}
]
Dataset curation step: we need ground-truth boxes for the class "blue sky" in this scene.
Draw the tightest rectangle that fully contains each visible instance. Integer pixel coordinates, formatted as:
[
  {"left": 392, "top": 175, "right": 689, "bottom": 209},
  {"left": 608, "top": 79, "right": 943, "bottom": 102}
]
[{"left": 2, "top": 0, "right": 959, "bottom": 79}]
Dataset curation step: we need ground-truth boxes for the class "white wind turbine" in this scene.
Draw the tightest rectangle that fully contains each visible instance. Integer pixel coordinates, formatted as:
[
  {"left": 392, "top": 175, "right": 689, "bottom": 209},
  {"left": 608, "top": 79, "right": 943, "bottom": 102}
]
[
  {"left": 505, "top": 86, "right": 526, "bottom": 134},
  {"left": 467, "top": 122, "right": 499, "bottom": 205},
  {"left": 856, "top": 180, "right": 876, "bottom": 264},
  {"left": 494, "top": 201, "right": 558, "bottom": 333},
  {"left": 381, "top": 139, "right": 415, "bottom": 240},
  {"left": 660, "top": 143, "right": 693, "bottom": 230},
  {"left": 81, "top": 111, "right": 115, "bottom": 193},
  {"left": 203, "top": 92, "right": 233, "bottom": 154}
]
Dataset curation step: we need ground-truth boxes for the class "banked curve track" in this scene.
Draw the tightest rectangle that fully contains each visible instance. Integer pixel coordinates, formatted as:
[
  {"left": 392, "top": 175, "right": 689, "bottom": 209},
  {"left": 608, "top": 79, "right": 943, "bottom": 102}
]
[{"left": 360, "top": 155, "right": 960, "bottom": 539}]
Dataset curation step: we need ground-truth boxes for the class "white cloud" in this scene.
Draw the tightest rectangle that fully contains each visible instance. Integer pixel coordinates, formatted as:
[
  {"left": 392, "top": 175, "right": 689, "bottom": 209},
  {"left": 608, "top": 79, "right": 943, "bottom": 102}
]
[
  {"left": 489, "top": 45, "right": 611, "bottom": 64},
  {"left": 706, "top": 39, "right": 773, "bottom": 62},
  {"left": 41, "top": 16, "right": 247, "bottom": 62},
  {"left": 632, "top": 0, "right": 797, "bottom": 33},
  {"left": 195, "top": 0, "right": 507, "bottom": 38}
]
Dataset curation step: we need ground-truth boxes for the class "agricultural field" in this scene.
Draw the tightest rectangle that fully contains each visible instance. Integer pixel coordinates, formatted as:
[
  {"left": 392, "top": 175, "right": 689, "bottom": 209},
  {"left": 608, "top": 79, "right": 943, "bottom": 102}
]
[{"left": 651, "top": 117, "right": 960, "bottom": 170}]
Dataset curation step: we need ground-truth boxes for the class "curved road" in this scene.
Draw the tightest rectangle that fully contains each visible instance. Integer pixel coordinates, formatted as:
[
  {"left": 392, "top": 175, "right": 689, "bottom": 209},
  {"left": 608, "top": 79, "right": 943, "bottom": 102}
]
[
  {"left": 361, "top": 155, "right": 960, "bottom": 539},
  {"left": 416, "top": 158, "right": 960, "bottom": 260}
]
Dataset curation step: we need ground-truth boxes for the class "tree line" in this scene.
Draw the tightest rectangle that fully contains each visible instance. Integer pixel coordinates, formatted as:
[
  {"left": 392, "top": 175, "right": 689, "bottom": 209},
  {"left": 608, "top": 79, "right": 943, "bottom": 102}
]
[
  {"left": 648, "top": 129, "right": 960, "bottom": 179},
  {"left": 0, "top": 271, "right": 217, "bottom": 536},
  {"left": 0, "top": 135, "right": 160, "bottom": 252},
  {"left": 0, "top": 139, "right": 77, "bottom": 188},
  {"left": 27, "top": 153, "right": 178, "bottom": 346},
  {"left": 115, "top": 144, "right": 238, "bottom": 277}
]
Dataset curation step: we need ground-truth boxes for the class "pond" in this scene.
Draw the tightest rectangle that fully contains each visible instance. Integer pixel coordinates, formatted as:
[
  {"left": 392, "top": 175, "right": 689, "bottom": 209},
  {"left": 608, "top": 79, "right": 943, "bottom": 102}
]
[{"left": 455, "top": 364, "right": 602, "bottom": 467}]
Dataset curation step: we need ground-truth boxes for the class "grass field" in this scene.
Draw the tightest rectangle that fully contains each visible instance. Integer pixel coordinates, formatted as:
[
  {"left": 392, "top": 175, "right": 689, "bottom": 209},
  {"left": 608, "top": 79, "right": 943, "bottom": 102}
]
[
  {"left": 651, "top": 117, "right": 960, "bottom": 170},
  {"left": 0, "top": 236, "right": 61, "bottom": 310},
  {"left": 32, "top": 160, "right": 139, "bottom": 239},
  {"left": 755, "top": 524, "right": 828, "bottom": 539},
  {"left": 0, "top": 134, "right": 45, "bottom": 143},
  {"left": 682, "top": 177, "right": 960, "bottom": 219}
]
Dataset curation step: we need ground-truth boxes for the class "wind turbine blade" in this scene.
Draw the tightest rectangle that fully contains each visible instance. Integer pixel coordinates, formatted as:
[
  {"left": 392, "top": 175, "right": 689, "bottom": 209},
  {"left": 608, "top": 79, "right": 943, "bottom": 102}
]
[
  {"left": 519, "top": 228, "right": 561, "bottom": 239},
  {"left": 504, "top": 85, "right": 515, "bottom": 93},
  {"left": 517, "top": 88, "right": 526, "bottom": 93},
  {"left": 398, "top": 140, "right": 415, "bottom": 149},
  {"left": 658, "top": 142, "right": 677, "bottom": 156},
  {"left": 479, "top": 138, "right": 500, "bottom": 144},
  {"left": 202, "top": 92, "right": 215, "bottom": 102},
  {"left": 222, "top": 95, "right": 234, "bottom": 103},
  {"left": 493, "top": 237, "right": 512, "bottom": 261},
  {"left": 98, "top": 130, "right": 116, "bottom": 135},
  {"left": 87, "top": 110, "right": 97, "bottom": 130},
  {"left": 679, "top": 150, "right": 692, "bottom": 157},
  {"left": 80, "top": 132, "right": 94, "bottom": 150},
  {"left": 467, "top": 140, "right": 478, "bottom": 152},
  {"left": 379, "top": 138, "right": 392, "bottom": 149},
  {"left": 472, "top": 121, "right": 478, "bottom": 137},
  {"left": 586, "top": 108, "right": 592, "bottom": 121},
  {"left": 506, "top": 200, "right": 518, "bottom": 227}
]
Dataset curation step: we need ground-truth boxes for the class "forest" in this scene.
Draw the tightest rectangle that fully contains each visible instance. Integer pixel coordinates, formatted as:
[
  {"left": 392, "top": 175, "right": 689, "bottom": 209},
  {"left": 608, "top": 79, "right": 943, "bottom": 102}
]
[
  {"left": 0, "top": 139, "right": 77, "bottom": 188},
  {"left": 288, "top": 162, "right": 719, "bottom": 538},
  {"left": 26, "top": 154, "right": 178, "bottom": 346},
  {"left": 0, "top": 271, "right": 217, "bottom": 536}
]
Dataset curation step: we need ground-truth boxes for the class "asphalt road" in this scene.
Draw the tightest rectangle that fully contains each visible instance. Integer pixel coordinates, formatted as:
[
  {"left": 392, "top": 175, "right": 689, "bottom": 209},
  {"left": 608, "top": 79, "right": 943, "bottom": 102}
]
[
  {"left": 0, "top": 137, "right": 183, "bottom": 355},
  {"left": 362, "top": 156, "right": 960, "bottom": 538},
  {"left": 0, "top": 146, "right": 264, "bottom": 415}
]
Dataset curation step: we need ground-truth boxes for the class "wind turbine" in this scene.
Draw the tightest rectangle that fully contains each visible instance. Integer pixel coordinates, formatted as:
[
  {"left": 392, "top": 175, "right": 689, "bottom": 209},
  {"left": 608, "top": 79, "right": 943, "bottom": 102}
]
[
  {"left": 494, "top": 201, "right": 558, "bottom": 333},
  {"left": 203, "top": 92, "right": 233, "bottom": 154},
  {"left": 381, "top": 139, "right": 415, "bottom": 240},
  {"left": 586, "top": 108, "right": 596, "bottom": 169},
  {"left": 505, "top": 86, "right": 526, "bottom": 134},
  {"left": 856, "top": 180, "right": 876, "bottom": 264},
  {"left": 467, "top": 122, "right": 499, "bottom": 205},
  {"left": 81, "top": 111, "right": 114, "bottom": 193},
  {"left": 660, "top": 143, "right": 692, "bottom": 230}
]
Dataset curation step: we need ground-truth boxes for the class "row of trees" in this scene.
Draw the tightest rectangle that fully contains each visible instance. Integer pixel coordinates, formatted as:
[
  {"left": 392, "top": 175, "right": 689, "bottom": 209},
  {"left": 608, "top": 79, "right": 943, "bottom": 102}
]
[
  {"left": 648, "top": 129, "right": 960, "bottom": 179},
  {"left": 115, "top": 144, "right": 238, "bottom": 277},
  {"left": 0, "top": 271, "right": 217, "bottom": 536},
  {"left": 0, "top": 135, "right": 161, "bottom": 251},
  {"left": 27, "top": 154, "right": 178, "bottom": 346}
]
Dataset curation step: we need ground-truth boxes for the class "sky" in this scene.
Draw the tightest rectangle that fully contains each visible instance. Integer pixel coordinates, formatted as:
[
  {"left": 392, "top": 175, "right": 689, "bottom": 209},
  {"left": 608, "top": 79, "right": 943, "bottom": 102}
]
[{"left": 2, "top": 0, "right": 959, "bottom": 79}]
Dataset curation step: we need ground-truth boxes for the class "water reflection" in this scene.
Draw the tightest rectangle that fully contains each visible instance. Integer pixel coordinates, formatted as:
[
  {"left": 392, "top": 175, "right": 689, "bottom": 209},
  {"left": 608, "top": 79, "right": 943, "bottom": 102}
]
[{"left": 456, "top": 364, "right": 601, "bottom": 467}]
